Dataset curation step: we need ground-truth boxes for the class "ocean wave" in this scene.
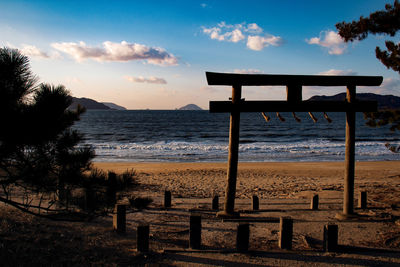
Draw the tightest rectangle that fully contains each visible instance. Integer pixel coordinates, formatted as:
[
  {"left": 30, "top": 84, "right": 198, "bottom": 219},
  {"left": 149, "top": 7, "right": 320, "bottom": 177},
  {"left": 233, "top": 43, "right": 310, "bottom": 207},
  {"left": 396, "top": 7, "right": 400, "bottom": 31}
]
[
  {"left": 87, "top": 139, "right": 398, "bottom": 162},
  {"left": 75, "top": 110, "right": 399, "bottom": 162}
]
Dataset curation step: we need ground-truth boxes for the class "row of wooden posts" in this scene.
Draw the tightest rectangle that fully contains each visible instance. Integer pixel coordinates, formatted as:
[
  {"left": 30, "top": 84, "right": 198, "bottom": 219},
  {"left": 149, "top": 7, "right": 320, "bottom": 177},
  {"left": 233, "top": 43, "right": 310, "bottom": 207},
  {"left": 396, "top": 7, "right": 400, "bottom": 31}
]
[
  {"left": 113, "top": 190, "right": 368, "bottom": 253},
  {"left": 113, "top": 206, "right": 339, "bottom": 253},
  {"left": 165, "top": 190, "right": 368, "bottom": 211}
]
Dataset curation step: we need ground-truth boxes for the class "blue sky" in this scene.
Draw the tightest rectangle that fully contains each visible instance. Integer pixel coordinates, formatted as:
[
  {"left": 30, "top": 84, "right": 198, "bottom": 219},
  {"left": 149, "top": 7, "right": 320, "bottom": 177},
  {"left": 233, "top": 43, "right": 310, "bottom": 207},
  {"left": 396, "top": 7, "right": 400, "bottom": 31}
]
[{"left": 1, "top": 0, "right": 399, "bottom": 109}]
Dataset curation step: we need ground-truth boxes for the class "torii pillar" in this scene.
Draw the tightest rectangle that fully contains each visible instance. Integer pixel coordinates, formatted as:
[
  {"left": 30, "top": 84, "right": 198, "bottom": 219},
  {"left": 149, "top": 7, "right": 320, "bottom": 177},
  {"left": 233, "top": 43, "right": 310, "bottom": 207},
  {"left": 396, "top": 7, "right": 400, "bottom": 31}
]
[
  {"left": 338, "top": 85, "right": 357, "bottom": 219},
  {"left": 218, "top": 84, "right": 242, "bottom": 217}
]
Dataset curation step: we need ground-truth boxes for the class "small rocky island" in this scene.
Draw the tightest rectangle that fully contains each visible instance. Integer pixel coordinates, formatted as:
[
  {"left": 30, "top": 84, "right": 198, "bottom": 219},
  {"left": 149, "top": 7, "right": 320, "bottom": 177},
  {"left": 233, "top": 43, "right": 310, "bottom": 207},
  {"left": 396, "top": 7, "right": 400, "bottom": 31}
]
[{"left": 178, "top": 104, "right": 203, "bottom": 110}]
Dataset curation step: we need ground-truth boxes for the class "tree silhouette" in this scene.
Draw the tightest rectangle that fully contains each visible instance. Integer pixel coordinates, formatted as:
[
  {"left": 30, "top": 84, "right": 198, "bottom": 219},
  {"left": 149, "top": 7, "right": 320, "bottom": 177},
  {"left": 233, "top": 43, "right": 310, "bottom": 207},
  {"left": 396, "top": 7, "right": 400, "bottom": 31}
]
[
  {"left": 0, "top": 47, "right": 137, "bottom": 218},
  {"left": 336, "top": 0, "right": 400, "bottom": 152}
]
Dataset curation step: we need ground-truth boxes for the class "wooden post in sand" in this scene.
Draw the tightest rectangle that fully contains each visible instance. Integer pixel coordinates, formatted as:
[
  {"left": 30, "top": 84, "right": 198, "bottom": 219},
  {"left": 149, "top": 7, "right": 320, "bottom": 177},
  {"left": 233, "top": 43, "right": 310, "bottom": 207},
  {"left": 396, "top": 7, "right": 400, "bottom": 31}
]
[
  {"left": 310, "top": 194, "right": 319, "bottom": 210},
  {"left": 252, "top": 195, "right": 259, "bottom": 211},
  {"left": 137, "top": 224, "right": 149, "bottom": 253},
  {"left": 164, "top": 190, "right": 171, "bottom": 208},
  {"left": 343, "top": 85, "right": 356, "bottom": 218},
  {"left": 323, "top": 224, "right": 338, "bottom": 252},
  {"left": 279, "top": 217, "right": 293, "bottom": 250},
  {"left": 236, "top": 223, "right": 250, "bottom": 252},
  {"left": 113, "top": 204, "right": 126, "bottom": 234},
  {"left": 212, "top": 195, "right": 219, "bottom": 210},
  {"left": 218, "top": 85, "right": 242, "bottom": 217},
  {"left": 189, "top": 214, "right": 202, "bottom": 249},
  {"left": 358, "top": 191, "right": 367, "bottom": 209}
]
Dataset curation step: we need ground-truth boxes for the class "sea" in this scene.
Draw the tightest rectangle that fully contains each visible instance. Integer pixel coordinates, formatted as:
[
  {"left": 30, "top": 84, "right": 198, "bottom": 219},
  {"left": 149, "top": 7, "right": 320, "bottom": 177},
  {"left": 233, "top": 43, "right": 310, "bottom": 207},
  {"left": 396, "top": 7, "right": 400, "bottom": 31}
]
[{"left": 73, "top": 110, "right": 400, "bottom": 162}]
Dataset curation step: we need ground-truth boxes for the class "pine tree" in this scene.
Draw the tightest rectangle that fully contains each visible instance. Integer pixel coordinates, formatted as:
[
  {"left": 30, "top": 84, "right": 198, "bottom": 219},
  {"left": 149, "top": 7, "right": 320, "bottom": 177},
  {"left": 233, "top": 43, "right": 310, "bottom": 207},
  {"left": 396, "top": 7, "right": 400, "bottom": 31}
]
[
  {"left": 0, "top": 47, "right": 142, "bottom": 219},
  {"left": 336, "top": 1, "right": 400, "bottom": 152}
]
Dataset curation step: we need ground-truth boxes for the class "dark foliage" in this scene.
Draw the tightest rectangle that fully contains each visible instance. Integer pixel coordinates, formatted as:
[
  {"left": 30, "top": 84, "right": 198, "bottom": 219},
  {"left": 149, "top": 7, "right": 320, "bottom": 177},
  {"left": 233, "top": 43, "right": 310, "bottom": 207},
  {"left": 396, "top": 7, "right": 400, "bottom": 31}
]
[
  {"left": 65, "top": 169, "right": 138, "bottom": 214},
  {"left": 336, "top": 0, "right": 400, "bottom": 73},
  {"left": 0, "top": 47, "right": 138, "bottom": 217},
  {"left": 336, "top": 1, "right": 400, "bottom": 152}
]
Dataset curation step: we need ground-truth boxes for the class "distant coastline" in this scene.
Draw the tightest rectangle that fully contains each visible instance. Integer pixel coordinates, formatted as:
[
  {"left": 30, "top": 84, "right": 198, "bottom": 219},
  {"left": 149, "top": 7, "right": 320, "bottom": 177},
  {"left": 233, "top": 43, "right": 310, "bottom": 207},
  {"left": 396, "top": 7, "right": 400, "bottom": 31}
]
[
  {"left": 70, "top": 93, "right": 399, "bottom": 111},
  {"left": 307, "top": 93, "right": 400, "bottom": 109},
  {"left": 69, "top": 97, "right": 127, "bottom": 110}
]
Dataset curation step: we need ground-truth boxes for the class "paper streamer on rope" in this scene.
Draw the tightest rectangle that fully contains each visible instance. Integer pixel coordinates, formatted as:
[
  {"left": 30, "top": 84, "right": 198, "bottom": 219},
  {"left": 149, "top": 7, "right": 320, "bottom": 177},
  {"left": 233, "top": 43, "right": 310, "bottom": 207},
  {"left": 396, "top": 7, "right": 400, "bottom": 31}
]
[
  {"left": 261, "top": 112, "right": 270, "bottom": 122},
  {"left": 308, "top": 112, "right": 318, "bottom": 123},
  {"left": 323, "top": 112, "right": 333, "bottom": 123},
  {"left": 292, "top": 112, "right": 301, "bottom": 123},
  {"left": 276, "top": 112, "right": 286, "bottom": 122}
]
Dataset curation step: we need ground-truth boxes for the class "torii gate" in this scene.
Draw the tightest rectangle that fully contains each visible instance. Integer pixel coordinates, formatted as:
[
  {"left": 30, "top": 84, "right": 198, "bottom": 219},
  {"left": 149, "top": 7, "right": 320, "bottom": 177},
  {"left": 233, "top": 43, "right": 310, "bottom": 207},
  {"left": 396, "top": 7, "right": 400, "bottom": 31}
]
[{"left": 206, "top": 72, "right": 383, "bottom": 219}]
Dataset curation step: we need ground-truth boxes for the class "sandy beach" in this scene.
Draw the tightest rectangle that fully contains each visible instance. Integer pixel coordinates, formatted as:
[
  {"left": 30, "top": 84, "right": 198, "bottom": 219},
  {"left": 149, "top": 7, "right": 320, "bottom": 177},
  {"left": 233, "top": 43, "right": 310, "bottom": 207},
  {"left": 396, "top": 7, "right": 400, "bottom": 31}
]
[
  {"left": 94, "top": 161, "right": 400, "bottom": 200},
  {"left": 88, "top": 161, "right": 400, "bottom": 265},
  {"left": 2, "top": 161, "right": 399, "bottom": 266}
]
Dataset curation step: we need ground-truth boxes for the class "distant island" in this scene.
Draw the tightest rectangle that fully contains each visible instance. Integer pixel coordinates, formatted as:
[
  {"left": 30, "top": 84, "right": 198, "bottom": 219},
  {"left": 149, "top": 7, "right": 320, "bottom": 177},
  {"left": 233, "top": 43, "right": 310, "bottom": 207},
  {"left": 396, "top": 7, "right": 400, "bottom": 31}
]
[
  {"left": 69, "top": 97, "right": 126, "bottom": 110},
  {"left": 178, "top": 104, "right": 203, "bottom": 110},
  {"left": 102, "top": 102, "right": 127, "bottom": 110},
  {"left": 307, "top": 93, "right": 400, "bottom": 109}
]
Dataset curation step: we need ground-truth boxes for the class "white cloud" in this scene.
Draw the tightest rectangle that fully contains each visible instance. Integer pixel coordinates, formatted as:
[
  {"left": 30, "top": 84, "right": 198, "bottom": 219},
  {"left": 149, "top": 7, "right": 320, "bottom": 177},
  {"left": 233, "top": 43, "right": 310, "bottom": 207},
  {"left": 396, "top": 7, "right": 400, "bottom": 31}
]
[
  {"left": 20, "top": 44, "right": 49, "bottom": 58},
  {"left": 233, "top": 69, "right": 262, "bottom": 74},
  {"left": 230, "top": 29, "right": 245, "bottom": 43},
  {"left": 246, "top": 23, "right": 263, "bottom": 34},
  {"left": 202, "top": 22, "right": 283, "bottom": 50},
  {"left": 200, "top": 3, "right": 207, "bottom": 8},
  {"left": 203, "top": 27, "right": 224, "bottom": 41},
  {"left": 306, "top": 30, "right": 347, "bottom": 55},
  {"left": 377, "top": 77, "right": 400, "bottom": 95},
  {"left": 5, "top": 43, "right": 52, "bottom": 59},
  {"left": 202, "top": 26, "right": 244, "bottom": 42},
  {"left": 51, "top": 41, "right": 178, "bottom": 66},
  {"left": 318, "top": 69, "right": 357, "bottom": 76},
  {"left": 247, "top": 35, "right": 283, "bottom": 51},
  {"left": 124, "top": 75, "right": 167, "bottom": 84}
]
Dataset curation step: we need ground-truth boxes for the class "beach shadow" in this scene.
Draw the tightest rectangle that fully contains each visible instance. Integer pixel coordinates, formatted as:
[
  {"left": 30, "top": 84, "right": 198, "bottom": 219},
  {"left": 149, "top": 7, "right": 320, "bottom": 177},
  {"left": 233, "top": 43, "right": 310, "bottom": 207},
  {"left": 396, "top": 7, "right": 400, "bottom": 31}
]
[
  {"left": 339, "top": 245, "right": 400, "bottom": 258},
  {"left": 163, "top": 252, "right": 269, "bottom": 267},
  {"left": 239, "top": 208, "right": 287, "bottom": 213},
  {"left": 262, "top": 202, "right": 310, "bottom": 206},
  {"left": 248, "top": 250, "right": 400, "bottom": 266},
  {"left": 154, "top": 237, "right": 188, "bottom": 248},
  {"left": 164, "top": 249, "right": 400, "bottom": 266},
  {"left": 147, "top": 222, "right": 188, "bottom": 229},
  {"left": 222, "top": 216, "right": 280, "bottom": 223}
]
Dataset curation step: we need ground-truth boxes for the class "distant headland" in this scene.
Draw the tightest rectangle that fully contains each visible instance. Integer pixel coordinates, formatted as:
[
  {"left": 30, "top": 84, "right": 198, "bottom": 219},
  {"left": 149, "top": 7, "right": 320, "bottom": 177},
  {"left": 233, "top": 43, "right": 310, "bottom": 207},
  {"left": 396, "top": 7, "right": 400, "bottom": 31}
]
[
  {"left": 307, "top": 93, "right": 400, "bottom": 109},
  {"left": 69, "top": 97, "right": 127, "bottom": 110}
]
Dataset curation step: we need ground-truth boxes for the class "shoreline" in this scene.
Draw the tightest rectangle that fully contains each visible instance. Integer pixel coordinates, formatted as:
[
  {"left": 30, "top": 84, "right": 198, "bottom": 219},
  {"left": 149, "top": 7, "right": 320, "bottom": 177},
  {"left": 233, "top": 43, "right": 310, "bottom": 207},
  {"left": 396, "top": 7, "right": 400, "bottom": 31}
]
[
  {"left": 93, "top": 160, "right": 400, "bottom": 200},
  {"left": 93, "top": 160, "right": 400, "bottom": 173}
]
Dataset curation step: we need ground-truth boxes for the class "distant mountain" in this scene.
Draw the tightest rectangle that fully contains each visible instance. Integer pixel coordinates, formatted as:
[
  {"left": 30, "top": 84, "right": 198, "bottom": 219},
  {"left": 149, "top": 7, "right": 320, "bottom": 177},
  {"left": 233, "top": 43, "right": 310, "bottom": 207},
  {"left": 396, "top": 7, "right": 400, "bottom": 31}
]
[
  {"left": 69, "top": 97, "right": 110, "bottom": 110},
  {"left": 102, "top": 102, "right": 127, "bottom": 110},
  {"left": 178, "top": 104, "right": 203, "bottom": 110},
  {"left": 307, "top": 93, "right": 400, "bottom": 109}
]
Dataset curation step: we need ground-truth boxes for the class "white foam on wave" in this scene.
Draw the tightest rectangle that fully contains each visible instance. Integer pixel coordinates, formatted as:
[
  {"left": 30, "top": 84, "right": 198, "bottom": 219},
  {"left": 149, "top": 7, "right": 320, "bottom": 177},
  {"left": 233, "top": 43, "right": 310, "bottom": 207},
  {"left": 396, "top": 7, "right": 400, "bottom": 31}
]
[{"left": 88, "top": 139, "right": 398, "bottom": 162}]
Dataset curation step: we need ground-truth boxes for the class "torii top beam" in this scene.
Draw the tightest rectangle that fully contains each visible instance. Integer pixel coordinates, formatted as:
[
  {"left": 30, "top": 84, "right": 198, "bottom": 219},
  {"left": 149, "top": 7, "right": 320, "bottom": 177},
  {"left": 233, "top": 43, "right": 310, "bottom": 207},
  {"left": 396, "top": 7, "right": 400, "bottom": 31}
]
[
  {"left": 206, "top": 72, "right": 383, "bottom": 87},
  {"left": 207, "top": 72, "right": 383, "bottom": 113}
]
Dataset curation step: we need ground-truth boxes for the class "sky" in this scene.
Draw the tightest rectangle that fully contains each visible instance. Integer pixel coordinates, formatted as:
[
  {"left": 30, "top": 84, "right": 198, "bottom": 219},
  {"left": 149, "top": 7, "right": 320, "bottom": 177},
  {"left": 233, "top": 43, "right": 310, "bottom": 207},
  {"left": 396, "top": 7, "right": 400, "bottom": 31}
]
[{"left": 1, "top": 0, "right": 399, "bottom": 110}]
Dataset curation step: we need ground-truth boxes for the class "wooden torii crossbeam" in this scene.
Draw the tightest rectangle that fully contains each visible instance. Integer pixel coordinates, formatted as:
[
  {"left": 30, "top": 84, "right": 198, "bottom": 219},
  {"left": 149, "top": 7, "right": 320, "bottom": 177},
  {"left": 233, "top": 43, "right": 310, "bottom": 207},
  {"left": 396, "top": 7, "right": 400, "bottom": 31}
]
[{"left": 206, "top": 71, "right": 383, "bottom": 219}]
